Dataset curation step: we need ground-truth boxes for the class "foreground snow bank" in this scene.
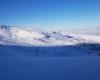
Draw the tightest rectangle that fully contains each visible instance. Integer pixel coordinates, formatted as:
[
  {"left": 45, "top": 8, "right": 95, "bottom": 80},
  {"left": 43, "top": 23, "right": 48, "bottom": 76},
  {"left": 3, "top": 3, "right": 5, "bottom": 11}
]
[
  {"left": 0, "top": 56, "right": 100, "bottom": 80},
  {"left": 0, "top": 44, "right": 100, "bottom": 80},
  {"left": 0, "top": 43, "right": 100, "bottom": 57}
]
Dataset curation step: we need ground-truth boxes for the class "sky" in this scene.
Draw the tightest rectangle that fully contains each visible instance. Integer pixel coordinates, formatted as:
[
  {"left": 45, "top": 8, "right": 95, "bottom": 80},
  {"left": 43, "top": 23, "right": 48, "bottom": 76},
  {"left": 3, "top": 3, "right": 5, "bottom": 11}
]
[{"left": 0, "top": 0, "right": 100, "bottom": 30}]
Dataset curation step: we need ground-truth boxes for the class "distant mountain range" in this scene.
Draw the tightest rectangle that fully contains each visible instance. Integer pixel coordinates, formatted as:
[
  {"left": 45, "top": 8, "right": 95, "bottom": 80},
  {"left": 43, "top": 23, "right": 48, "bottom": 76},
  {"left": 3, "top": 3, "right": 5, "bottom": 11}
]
[
  {"left": 0, "top": 25, "right": 100, "bottom": 46},
  {"left": 73, "top": 27, "right": 100, "bottom": 36}
]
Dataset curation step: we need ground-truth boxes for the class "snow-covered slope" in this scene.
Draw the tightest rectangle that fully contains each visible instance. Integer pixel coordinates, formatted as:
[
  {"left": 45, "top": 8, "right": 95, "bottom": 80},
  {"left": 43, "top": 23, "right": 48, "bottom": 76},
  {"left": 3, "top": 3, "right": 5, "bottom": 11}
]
[
  {"left": 0, "top": 25, "right": 100, "bottom": 46},
  {"left": 0, "top": 25, "right": 100, "bottom": 80}
]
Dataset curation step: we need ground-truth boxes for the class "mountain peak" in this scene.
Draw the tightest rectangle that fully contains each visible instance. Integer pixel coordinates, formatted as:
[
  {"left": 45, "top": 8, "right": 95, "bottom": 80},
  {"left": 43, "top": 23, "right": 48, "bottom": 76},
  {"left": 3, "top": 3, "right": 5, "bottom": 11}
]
[
  {"left": 0, "top": 25, "right": 11, "bottom": 29},
  {"left": 0, "top": 25, "right": 100, "bottom": 46}
]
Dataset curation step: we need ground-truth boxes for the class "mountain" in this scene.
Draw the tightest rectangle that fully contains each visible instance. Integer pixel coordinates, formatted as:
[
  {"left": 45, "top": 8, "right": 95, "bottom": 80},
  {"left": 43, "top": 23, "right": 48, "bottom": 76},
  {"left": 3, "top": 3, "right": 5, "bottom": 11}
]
[
  {"left": 0, "top": 25, "right": 100, "bottom": 46},
  {"left": 0, "top": 26, "right": 100, "bottom": 80},
  {"left": 73, "top": 27, "right": 100, "bottom": 36}
]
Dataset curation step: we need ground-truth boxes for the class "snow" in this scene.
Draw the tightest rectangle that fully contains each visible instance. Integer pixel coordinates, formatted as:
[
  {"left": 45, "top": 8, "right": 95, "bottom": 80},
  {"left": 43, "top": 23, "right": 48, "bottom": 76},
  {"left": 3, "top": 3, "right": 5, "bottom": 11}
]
[
  {"left": 73, "top": 27, "right": 100, "bottom": 36},
  {"left": 0, "top": 25, "right": 100, "bottom": 46},
  {"left": 0, "top": 25, "right": 100, "bottom": 80},
  {"left": 73, "top": 33, "right": 100, "bottom": 43},
  {"left": 0, "top": 48, "right": 100, "bottom": 80}
]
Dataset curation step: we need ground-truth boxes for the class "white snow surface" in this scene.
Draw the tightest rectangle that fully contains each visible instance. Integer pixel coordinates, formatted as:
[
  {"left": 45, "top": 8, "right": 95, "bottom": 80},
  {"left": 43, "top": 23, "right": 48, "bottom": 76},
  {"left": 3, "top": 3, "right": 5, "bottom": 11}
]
[
  {"left": 0, "top": 25, "right": 100, "bottom": 46},
  {"left": 0, "top": 26, "right": 100, "bottom": 80}
]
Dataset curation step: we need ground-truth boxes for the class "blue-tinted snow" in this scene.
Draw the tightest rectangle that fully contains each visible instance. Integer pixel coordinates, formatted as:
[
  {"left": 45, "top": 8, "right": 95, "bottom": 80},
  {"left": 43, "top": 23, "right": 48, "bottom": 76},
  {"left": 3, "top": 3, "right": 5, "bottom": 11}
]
[{"left": 0, "top": 44, "right": 100, "bottom": 80}]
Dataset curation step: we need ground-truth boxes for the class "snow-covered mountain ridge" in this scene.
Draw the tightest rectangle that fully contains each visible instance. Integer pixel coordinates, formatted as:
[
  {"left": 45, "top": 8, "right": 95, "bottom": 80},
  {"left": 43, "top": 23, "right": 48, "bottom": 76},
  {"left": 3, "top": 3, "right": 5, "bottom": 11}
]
[
  {"left": 72, "top": 27, "right": 100, "bottom": 36},
  {"left": 0, "top": 25, "right": 100, "bottom": 46}
]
